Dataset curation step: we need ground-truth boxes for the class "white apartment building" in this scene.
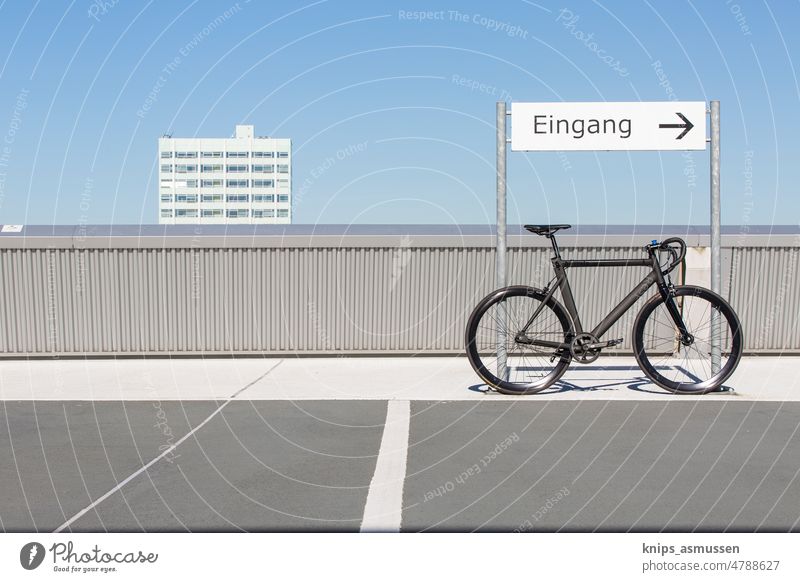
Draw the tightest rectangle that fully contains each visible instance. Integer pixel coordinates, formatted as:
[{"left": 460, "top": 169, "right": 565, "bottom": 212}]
[{"left": 158, "top": 125, "right": 291, "bottom": 224}]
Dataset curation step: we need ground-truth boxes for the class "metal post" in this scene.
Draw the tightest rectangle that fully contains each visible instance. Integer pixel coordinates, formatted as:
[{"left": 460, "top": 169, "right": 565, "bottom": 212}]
[
  {"left": 710, "top": 100, "right": 721, "bottom": 374},
  {"left": 496, "top": 102, "right": 507, "bottom": 380}
]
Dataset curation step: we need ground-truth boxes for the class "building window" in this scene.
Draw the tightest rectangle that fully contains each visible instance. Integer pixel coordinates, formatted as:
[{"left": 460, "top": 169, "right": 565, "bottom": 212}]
[
  {"left": 277, "top": 194, "right": 289, "bottom": 203},
  {"left": 226, "top": 151, "right": 248, "bottom": 158},
  {"left": 277, "top": 151, "right": 289, "bottom": 158},
  {"left": 252, "top": 209, "right": 275, "bottom": 218},
  {"left": 176, "top": 194, "right": 198, "bottom": 203},
  {"left": 226, "top": 179, "right": 248, "bottom": 188},
  {"left": 277, "top": 209, "right": 289, "bottom": 218},
  {"left": 277, "top": 164, "right": 289, "bottom": 173},
  {"left": 160, "top": 194, "right": 173, "bottom": 203},
  {"left": 252, "top": 179, "right": 274, "bottom": 188},
  {"left": 201, "top": 194, "right": 223, "bottom": 202},
  {"left": 175, "top": 209, "right": 198, "bottom": 218},
  {"left": 161, "top": 209, "right": 173, "bottom": 218},
  {"left": 175, "top": 164, "right": 197, "bottom": 173},
  {"left": 226, "top": 209, "right": 249, "bottom": 218},
  {"left": 201, "top": 151, "right": 223, "bottom": 158},
  {"left": 226, "top": 164, "right": 248, "bottom": 173},
  {"left": 175, "top": 151, "right": 198, "bottom": 158},
  {"left": 252, "top": 151, "right": 274, "bottom": 158},
  {"left": 253, "top": 194, "right": 274, "bottom": 203},
  {"left": 160, "top": 164, "right": 172, "bottom": 173},
  {"left": 226, "top": 194, "right": 249, "bottom": 203},
  {"left": 201, "top": 179, "right": 223, "bottom": 187},
  {"left": 160, "top": 151, "right": 173, "bottom": 159},
  {"left": 184, "top": 179, "right": 198, "bottom": 188},
  {"left": 202, "top": 209, "right": 223, "bottom": 217},
  {"left": 201, "top": 164, "right": 223, "bottom": 173},
  {"left": 252, "top": 164, "right": 274, "bottom": 173}
]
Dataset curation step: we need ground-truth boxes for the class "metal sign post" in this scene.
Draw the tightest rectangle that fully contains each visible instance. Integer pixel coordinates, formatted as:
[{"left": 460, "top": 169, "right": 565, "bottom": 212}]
[
  {"left": 710, "top": 100, "right": 721, "bottom": 374},
  {"left": 496, "top": 99, "right": 720, "bottom": 382},
  {"left": 496, "top": 101, "right": 507, "bottom": 380}
]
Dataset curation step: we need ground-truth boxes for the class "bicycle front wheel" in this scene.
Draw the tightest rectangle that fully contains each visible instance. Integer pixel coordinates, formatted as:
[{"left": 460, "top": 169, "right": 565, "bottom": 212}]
[
  {"left": 465, "top": 286, "right": 572, "bottom": 394},
  {"left": 633, "top": 285, "right": 743, "bottom": 394}
]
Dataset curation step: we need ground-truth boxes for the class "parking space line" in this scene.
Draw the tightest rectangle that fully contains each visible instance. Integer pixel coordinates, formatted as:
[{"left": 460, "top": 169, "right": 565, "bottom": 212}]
[
  {"left": 360, "top": 400, "right": 411, "bottom": 532},
  {"left": 52, "top": 360, "right": 283, "bottom": 533}
]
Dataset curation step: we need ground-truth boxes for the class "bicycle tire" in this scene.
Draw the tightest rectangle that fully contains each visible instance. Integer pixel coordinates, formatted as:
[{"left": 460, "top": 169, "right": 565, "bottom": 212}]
[
  {"left": 633, "top": 285, "right": 743, "bottom": 394},
  {"left": 465, "top": 286, "right": 573, "bottom": 394}
]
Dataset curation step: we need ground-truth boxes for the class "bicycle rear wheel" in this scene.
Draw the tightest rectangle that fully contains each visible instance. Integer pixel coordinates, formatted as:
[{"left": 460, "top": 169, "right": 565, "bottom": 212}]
[
  {"left": 465, "top": 286, "right": 572, "bottom": 394},
  {"left": 633, "top": 285, "right": 743, "bottom": 394}
]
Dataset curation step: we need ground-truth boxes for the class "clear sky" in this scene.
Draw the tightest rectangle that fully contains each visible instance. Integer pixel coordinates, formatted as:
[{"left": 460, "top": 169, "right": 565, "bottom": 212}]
[{"left": 0, "top": 0, "right": 797, "bottom": 226}]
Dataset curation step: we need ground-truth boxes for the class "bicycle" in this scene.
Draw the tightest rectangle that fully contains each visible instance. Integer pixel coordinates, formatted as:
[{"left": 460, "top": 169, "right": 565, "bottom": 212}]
[{"left": 465, "top": 225, "right": 743, "bottom": 395}]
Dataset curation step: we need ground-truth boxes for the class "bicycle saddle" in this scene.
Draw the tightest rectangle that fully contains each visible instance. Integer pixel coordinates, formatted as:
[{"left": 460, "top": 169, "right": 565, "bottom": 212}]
[{"left": 523, "top": 224, "right": 572, "bottom": 236}]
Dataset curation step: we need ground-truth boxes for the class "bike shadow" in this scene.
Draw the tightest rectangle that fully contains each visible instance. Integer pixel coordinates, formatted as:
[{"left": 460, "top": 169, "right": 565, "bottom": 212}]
[{"left": 468, "top": 365, "right": 670, "bottom": 395}]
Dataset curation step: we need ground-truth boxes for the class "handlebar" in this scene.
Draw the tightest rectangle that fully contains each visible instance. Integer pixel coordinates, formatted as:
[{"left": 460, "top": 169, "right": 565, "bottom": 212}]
[{"left": 646, "top": 237, "right": 686, "bottom": 275}]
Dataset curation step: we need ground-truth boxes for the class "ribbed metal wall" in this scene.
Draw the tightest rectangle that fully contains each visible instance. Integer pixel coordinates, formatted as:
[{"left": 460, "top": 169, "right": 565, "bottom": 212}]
[
  {"left": 0, "top": 245, "right": 796, "bottom": 355},
  {"left": 727, "top": 247, "right": 800, "bottom": 351}
]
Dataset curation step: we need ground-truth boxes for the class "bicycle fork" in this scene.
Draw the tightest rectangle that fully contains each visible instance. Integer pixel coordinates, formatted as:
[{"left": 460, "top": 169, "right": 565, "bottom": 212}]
[{"left": 653, "top": 257, "right": 694, "bottom": 347}]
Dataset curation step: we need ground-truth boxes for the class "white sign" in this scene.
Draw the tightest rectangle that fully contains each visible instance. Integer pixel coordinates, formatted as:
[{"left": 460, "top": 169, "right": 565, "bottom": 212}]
[
  {"left": 511, "top": 101, "right": 706, "bottom": 151},
  {"left": 1, "top": 224, "right": 23, "bottom": 233}
]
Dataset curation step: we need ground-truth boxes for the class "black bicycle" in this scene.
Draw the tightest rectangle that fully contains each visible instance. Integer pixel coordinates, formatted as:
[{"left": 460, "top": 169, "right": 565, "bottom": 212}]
[{"left": 465, "top": 225, "right": 743, "bottom": 395}]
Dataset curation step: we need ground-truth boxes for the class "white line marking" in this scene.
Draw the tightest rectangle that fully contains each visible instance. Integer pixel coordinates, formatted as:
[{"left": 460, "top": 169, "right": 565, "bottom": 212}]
[
  {"left": 360, "top": 400, "right": 411, "bottom": 533},
  {"left": 52, "top": 361, "right": 283, "bottom": 533}
]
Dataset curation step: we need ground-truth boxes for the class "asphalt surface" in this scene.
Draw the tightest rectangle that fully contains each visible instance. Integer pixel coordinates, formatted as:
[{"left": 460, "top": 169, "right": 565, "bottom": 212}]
[
  {"left": 404, "top": 401, "right": 800, "bottom": 532},
  {"left": 1, "top": 399, "right": 799, "bottom": 532}
]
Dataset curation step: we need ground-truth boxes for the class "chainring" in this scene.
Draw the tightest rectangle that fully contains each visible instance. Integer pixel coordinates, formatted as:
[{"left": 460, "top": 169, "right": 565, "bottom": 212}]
[{"left": 570, "top": 332, "right": 600, "bottom": 364}]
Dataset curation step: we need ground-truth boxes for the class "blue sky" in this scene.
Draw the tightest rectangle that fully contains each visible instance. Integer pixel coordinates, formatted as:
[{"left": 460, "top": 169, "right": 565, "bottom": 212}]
[{"left": 0, "top": 0, "right": 797, "bottom": 226}]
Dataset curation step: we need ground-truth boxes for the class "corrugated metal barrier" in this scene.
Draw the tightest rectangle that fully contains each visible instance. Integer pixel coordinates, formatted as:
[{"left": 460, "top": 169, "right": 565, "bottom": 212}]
[{"left": 0, "top": 226, "right": 797, "bottom": 356}]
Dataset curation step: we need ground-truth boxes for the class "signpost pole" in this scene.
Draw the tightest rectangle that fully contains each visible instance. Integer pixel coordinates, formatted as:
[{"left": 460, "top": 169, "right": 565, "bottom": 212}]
[
  {"left": 710, "top": 100, "right": 721, "bottom": 375},
  {"left": 496, "top": 101, "right": 507, "bottom": 380}
]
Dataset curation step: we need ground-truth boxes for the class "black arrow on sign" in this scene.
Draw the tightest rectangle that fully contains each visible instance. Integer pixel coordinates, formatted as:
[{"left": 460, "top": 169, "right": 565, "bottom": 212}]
[{"left": 659, "top": 112, "right": 694, "bottom": 140}]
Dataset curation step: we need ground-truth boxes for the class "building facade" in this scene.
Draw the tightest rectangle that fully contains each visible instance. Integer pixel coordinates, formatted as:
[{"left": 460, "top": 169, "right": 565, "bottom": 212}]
[{"left": 158, "top": 125, "right": 291, "bottom": 224}]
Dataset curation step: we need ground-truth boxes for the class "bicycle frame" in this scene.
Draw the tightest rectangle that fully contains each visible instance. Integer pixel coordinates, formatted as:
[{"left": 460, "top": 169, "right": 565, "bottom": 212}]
[{"left": 519, "top": 236, "right": 690, "bottom": 350}]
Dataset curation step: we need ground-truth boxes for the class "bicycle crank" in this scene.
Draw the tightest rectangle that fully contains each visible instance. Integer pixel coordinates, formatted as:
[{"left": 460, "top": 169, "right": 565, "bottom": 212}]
[{"left": 570, "top": 334, "right": 623, "bottom": 364}]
